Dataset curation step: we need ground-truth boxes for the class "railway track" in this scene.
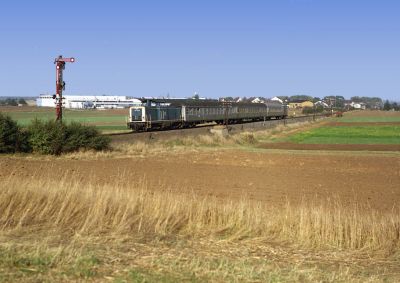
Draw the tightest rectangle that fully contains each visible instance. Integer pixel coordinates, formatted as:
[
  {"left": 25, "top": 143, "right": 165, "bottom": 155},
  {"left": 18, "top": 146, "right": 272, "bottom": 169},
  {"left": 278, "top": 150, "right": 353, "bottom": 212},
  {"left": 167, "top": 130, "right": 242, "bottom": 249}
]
[{"left": 106, "top": 113, "right": 333, "bottom": 143}]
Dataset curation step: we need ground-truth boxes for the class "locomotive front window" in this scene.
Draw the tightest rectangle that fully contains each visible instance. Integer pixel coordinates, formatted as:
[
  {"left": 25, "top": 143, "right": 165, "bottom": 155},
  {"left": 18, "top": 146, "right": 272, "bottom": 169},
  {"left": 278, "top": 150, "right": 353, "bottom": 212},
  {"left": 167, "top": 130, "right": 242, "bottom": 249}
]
[{"left": 131, "top": 108, "right": 142, "bottom": 121}]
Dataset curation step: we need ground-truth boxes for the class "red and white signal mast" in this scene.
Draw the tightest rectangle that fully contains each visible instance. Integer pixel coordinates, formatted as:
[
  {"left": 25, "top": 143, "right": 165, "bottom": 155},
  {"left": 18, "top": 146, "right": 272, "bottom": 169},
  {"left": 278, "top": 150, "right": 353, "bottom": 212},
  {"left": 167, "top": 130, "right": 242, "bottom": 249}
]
[{"left": 54, "top": 55, "right": 75, "bottom": 121}]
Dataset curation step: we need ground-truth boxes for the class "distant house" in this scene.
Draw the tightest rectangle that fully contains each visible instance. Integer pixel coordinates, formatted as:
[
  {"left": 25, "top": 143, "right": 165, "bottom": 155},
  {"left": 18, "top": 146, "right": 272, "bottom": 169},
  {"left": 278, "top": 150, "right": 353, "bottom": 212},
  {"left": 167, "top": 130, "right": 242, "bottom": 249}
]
[
  {"left": 314, "top": 100, "right": 329, "bottom": 108},
  {"left": 271, "top": 96, "right": 283, "bottom": 103},
  {"left": 350, "top": 102, "right": 366, "bottom": 110},
  {"left": 288, "top": 100, "right": 314, "bottom": 109},
  {"left": 251, "top": 97, "right": 263, "bottom": 103}
]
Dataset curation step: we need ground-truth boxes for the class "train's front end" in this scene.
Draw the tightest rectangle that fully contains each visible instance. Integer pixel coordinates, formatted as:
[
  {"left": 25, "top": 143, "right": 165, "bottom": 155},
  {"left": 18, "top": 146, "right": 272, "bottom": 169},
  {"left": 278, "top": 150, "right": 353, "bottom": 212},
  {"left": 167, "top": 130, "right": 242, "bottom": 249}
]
[{"left": 128, "top": 106, "right": 147, "bottom": 131}]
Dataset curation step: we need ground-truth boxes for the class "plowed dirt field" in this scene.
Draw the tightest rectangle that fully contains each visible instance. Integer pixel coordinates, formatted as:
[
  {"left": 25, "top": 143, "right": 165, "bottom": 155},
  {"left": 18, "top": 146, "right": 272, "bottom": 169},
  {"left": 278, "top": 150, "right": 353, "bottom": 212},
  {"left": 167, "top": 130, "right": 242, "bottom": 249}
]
[{"left": 1, "top": 150, "right": 399, "bottom": 211}]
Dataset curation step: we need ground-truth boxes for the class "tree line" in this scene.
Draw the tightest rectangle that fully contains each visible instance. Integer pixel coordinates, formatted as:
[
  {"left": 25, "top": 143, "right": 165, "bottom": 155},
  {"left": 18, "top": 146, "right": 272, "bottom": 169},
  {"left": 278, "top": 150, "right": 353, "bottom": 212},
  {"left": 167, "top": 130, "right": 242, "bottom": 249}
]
[
  {"left": 383, "top": 100, "right": 399, "bottom": 111},
  {"left": 0, "top": 98, "right": 27, "bottom": 106},
  {"left": 218, "top": 95, "right": 398, "bottom": 111}
]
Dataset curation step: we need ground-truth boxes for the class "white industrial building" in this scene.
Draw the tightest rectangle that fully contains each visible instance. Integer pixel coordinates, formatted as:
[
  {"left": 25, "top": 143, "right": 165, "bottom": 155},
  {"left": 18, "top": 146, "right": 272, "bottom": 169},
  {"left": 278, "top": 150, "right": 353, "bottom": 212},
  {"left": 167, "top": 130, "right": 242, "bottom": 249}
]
[{"left": 36, "top": 95, "right": 142, "bottom": 109}]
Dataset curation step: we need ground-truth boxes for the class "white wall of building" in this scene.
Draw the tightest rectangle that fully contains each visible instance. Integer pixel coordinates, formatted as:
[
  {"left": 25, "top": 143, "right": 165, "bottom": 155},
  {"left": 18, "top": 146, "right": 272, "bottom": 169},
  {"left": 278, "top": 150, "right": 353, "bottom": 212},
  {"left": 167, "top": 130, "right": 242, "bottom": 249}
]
[
  {"left": 37, "top": 95, "right": 142, "bottom": 109},
  {"left": 36, "top": 95, "right": 56, "bottom": 107}
]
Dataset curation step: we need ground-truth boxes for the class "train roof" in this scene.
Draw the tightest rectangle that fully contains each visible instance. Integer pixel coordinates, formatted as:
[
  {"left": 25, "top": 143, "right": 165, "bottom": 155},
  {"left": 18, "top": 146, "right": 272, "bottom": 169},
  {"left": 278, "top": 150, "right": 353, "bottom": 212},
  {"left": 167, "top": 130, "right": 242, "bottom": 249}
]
[
  {"left": 139, "top": 98, "right": 217, "bottom": 105},
  {"left": 139, "top": 98, "right": 284, "bottom": 107}
]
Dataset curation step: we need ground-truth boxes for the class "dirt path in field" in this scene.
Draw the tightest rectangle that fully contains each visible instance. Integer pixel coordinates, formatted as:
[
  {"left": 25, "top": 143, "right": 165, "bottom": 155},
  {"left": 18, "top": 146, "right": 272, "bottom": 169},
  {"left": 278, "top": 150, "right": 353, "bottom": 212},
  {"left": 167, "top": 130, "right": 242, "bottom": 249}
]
[{"left": 1, "top": 150, "right": 399, "bottom": 211}]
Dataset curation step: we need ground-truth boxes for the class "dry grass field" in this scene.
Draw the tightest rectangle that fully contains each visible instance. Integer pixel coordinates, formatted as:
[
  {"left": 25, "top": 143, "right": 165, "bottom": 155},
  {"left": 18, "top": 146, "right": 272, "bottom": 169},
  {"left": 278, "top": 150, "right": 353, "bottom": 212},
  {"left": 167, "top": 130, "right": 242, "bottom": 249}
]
[{"left": 0, "top": 110, "right": 399, "bottom": 282}]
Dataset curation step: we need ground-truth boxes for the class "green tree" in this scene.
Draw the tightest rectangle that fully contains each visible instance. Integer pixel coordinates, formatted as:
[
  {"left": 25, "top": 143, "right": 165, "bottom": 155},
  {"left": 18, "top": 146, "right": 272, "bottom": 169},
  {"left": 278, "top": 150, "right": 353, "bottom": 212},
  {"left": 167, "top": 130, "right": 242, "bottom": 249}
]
[
  {"left": 289, "top": 95, "right": 313, "bottom": 102},
  {"left": 5, "top": 98, "right": 18, "bottom": 106},
  {"left": 383, "top": 100, "right": 391, "bottom": 111},
  {"left": 323, "top": 96, "right": 345, "bottom": 108},
  {"left": 18, "top": 98, "right": 27, "bottom": 105}
]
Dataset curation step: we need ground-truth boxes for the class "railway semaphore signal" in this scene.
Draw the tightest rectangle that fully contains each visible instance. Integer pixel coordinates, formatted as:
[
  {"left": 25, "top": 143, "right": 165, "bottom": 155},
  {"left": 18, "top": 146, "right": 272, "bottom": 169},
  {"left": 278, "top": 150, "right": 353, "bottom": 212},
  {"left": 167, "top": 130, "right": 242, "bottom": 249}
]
[{"left": 54, "top": 55, "right": 75, "bottom": 121}]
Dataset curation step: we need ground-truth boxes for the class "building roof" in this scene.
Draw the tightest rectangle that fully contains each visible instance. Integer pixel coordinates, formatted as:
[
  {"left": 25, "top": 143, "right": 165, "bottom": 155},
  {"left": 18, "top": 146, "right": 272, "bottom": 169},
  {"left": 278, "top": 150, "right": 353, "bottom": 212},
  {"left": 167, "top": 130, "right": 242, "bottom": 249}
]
[
  {"left": 271, "top": 96, "right": 283, "bottom": 103},
  {"left": 314, "top": 100, "right": 329, "bottom": 107}
]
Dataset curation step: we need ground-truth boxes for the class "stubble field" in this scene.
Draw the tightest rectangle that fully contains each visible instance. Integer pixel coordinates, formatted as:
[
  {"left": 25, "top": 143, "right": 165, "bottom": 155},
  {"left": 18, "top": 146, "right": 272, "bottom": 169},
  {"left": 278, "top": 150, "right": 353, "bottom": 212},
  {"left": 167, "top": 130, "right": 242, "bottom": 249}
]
[{"left": 0, "top": 109, "right": 399, "bottom": 282}]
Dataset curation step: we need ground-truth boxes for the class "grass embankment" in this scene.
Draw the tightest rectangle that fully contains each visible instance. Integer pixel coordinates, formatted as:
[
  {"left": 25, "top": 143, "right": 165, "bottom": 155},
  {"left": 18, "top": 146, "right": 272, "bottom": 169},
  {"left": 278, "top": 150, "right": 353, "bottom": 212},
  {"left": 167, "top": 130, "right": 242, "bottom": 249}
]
[{"left": 0, "top": 175, "right": 399, "bottom": 282}]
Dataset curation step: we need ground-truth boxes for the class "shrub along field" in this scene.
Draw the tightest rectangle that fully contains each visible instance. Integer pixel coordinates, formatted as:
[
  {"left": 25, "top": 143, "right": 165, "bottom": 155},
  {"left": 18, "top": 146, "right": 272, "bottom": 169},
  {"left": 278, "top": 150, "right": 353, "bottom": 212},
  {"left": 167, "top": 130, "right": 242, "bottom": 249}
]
[{"left": 0, "top": 112, "right": 110, "bottom": 154}]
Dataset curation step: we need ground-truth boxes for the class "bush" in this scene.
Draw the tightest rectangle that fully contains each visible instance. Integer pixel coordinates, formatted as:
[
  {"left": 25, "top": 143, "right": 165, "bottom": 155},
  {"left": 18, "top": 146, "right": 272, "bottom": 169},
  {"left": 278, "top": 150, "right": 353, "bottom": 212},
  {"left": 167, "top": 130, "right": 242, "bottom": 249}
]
[
  {"left": 0, "top": 112, "right": 30, "bottom": 153},
  {"left": 234, "top": 133, "right": 257, "bottom": 145},
  {"left": 1, "top": 115, "right": 110, "bottom": 155},
  {"left": 28, "top": 120, "right": 110, "bottom": 155},
  {"left": 28, "top": 119, "right": 67, "bottom": 155},
  {"left": 302, "top": 106, "right": 324, "bottom": 115},
  {"left": 64, "top": 122, "right": 110, "bottom": 152}
]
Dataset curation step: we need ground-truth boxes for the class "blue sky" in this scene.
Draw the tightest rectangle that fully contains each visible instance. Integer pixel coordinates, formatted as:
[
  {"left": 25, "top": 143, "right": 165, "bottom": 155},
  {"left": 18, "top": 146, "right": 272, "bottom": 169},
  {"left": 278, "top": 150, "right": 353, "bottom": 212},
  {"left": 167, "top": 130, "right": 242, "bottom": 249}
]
[{"left": 0, "top": 0, "right": 399, "bottom": 100}]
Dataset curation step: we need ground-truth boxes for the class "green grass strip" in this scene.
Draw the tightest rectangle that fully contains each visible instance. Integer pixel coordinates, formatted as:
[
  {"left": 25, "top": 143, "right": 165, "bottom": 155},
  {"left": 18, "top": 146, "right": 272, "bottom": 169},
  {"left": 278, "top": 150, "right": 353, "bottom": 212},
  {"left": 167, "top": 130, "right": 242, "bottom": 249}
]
[{"left": 289, "top": 126, "right": 400, "bottom": 144}]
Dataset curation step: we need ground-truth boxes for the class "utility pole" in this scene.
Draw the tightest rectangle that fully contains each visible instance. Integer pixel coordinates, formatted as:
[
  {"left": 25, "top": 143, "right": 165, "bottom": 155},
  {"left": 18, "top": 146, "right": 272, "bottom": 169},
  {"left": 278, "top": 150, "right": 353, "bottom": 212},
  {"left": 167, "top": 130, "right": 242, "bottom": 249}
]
[
  {"left": 54, "top": 55, "right": 75, "bottom": 121},
  {"left": 313, "top": 103, "right": 316, "bottom": 121}
]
